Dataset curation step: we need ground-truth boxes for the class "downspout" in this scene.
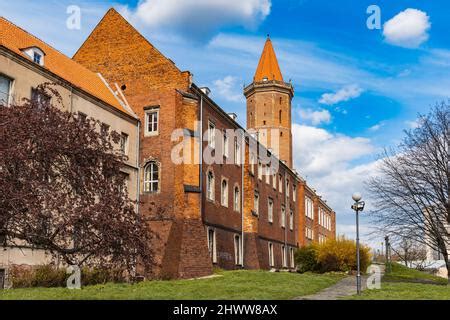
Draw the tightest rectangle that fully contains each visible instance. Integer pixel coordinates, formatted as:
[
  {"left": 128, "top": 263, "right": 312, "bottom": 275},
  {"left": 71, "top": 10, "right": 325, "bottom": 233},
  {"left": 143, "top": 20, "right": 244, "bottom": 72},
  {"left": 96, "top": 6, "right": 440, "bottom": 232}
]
[
  {"left": 241, "top": 133, "right": 245, "bottom": 269},
  {"left": 136, "top": 120, "right": 141, "bottom": 215},
  {"left": 199, "top": 95, "right": 204, "bottom": 220},
  {"left": 284, "top": 171, "right": 288, "bottom": 268}
]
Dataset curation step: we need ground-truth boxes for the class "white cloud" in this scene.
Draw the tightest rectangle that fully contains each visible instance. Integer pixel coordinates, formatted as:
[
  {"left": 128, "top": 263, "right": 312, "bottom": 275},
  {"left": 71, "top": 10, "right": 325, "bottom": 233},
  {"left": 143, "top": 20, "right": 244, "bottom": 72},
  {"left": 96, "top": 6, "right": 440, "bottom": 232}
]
[
  {"left": 298, "top": 108, "right": 332, "bottom": 125},
  {"left": 383, "top": 9, "right": 431, "bottom": 48},
  {"left": 212, "top": 76, "right": 244, "bottom": 102},
  {"left": 319, "top": 84, "right": 363, "bottom": 105},
  {"left": 368, "top": 122, "right": 385, "bottom": 132},
  {"left": 122, "top": 0, "right": 271, "bottom": 40}
]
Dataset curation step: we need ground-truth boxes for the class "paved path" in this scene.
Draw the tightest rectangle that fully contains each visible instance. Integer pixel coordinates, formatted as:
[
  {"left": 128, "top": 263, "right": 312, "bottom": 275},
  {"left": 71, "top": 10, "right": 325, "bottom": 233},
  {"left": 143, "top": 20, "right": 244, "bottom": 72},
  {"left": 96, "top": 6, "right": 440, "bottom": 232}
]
[{"left": 294, "top": 264, "right": 385, "bottom": 300}]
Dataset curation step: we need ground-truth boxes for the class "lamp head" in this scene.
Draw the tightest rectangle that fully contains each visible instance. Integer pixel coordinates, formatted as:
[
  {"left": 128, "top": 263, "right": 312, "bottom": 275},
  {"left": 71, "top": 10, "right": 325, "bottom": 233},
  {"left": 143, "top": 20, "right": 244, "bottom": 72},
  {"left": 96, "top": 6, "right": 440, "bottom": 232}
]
[{"left": 352, "top": 192, "right": 362, "bottom": 202}]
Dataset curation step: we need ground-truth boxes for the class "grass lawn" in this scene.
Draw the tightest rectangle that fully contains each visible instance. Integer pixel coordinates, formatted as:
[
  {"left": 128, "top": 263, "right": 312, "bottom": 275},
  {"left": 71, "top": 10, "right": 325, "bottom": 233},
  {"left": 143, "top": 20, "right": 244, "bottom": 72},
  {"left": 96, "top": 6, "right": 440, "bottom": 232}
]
[
  {"left": 347, "top": 263, "right": 450, "bottom": 300},
  {"left": 0, "top": 270, "right": 345, "bottom": 300}
]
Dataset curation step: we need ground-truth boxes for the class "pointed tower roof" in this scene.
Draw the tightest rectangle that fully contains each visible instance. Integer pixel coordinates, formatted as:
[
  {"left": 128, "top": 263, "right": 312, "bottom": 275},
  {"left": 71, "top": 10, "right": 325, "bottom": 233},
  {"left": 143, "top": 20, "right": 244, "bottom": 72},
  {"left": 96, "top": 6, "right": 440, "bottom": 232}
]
[{"left": 254, "top": 36, "right": 284, "bottom": 82}]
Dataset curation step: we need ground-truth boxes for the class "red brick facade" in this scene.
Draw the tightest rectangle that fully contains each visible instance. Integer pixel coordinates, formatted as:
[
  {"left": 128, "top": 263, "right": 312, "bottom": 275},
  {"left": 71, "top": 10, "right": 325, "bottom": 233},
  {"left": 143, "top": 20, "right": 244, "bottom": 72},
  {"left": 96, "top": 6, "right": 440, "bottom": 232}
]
[{"left": 73, "top": 8, "right": 336, "bottom": 279}]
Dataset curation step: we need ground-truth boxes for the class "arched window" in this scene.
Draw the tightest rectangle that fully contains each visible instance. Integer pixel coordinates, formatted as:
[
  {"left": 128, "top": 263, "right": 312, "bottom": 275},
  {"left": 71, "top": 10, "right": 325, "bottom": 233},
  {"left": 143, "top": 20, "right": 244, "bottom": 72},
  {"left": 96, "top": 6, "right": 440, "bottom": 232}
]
[
  {"left": 221, "top": 179, "right": 228, "bottom": 207},
  {"left": 234, "top": 187, "right": 240, "bottom": 212},
  {"left": 207, "top": 171, "right": 215, "bottom": 201},
  {"left": 144, "top": 161, "right": 159, "bottom": 193}
]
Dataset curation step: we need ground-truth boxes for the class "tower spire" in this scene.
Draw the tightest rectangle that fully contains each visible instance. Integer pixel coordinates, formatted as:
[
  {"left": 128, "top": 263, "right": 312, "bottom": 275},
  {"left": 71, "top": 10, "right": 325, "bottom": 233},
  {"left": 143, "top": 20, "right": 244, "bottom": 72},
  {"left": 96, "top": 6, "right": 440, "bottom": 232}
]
[{"left": 254, "top": 37, "right": 283, "bottom": 82}]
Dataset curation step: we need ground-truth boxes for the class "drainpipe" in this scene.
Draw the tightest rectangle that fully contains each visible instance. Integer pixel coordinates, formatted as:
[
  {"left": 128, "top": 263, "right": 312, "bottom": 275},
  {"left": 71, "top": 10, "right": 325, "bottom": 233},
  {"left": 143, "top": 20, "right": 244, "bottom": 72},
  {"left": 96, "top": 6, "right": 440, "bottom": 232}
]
[
  {"left": 136, "top": 120, "right": 141, "bottom": 214},
  {"left": 241, "top": 133, "right": 245, "bottom": 268},
  {"left": 285, "top": 172, "right": 288, "bottom": 268},
  {"left": 199, "top": 95, "right": 204, "bottom": 219}
]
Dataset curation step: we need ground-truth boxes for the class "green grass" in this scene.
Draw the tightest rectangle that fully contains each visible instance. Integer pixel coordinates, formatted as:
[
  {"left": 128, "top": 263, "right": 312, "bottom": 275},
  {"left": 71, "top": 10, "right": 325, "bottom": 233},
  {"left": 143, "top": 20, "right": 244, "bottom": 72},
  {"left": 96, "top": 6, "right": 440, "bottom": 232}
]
[
  {"left": 0, "top": 270, "right": 345, "bottom": 300},
  {"left": 347, "top": 263, "right": 449, "bottom": 300},
  {"left": 383, "top": 263, "right": 448, "bottom": 285}
]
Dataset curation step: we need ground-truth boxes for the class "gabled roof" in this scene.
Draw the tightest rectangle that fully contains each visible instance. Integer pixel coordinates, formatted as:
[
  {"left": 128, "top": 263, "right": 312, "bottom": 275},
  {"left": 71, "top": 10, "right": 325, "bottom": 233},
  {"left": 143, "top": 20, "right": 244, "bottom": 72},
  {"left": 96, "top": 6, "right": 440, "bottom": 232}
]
[
  {"left": 0, "top": 16, "right": 134, "bottom": 118},
  {"left": 254, "top": 36, "right": 284, "bottom": 82}
]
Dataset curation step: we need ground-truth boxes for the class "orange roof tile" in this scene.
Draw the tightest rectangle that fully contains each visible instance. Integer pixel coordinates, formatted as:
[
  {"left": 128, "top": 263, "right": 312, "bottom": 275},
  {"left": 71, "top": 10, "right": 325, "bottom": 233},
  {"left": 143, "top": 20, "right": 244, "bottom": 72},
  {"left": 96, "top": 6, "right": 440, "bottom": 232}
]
[
  {"left": 0, "top": 16, "right": 134, "bottom": 117},
  {"left": 254, "top": 36, "right": 284, "bottom": 82}
]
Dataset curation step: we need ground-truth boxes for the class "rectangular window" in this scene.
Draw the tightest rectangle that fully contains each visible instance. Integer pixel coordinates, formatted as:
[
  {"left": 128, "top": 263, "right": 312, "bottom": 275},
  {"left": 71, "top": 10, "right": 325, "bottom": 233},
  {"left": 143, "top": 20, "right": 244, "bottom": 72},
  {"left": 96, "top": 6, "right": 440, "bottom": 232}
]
[
  {"left": 258, "top": 162, "right": 263, "bottom": 180},
  {"left": 290, "top": 248, "right": 295, "bottom": 268},
  {"left": 279, "top": 175, "right": 283, "bottom": 193},
  {"left": 281, "top": 206, "right": 286, "bottom": 228},
  {"left": 207, "top": 228, "right": 217, "bottom": 263},
  {"left": 120, "top": 132, "right": 129, "bottom": 155},
  {"left": 305, "top": 197, "right": 314, "bottom": 219},
  {"left": 293, "top": 185, "right": 297, "bottom": 202},
  {"left": 265, "top": 165, "right": 271, "bottom": 184},
  {"left": 234, "top": 138, "right": 241, "bottom": 165},
  {"left": 290, "top": 210, "right": 294, "bottom": 231},
  {"left": 250, "top": 153, "right": 256, "bottom": 175},
  {"left": 254, "top": 192, "right": 260, "bottom": 216},
  {"left": 208, "top": 121, "right": 216, "bottom": 149},
  {"left": 223, "top": 132, "right": 229, "bottom": 158},
  {"left": 281, "top": 245, "right": 287, "bottom": 268},
  {"left": 234, "top": 187, "right": 240, "bottom": 212},
  {"left": 100, "top": 123, "right": 110, "bottom": 136},
  {"left": 272, "top": 173, "right": 277, "bottom": 189},
  {"left": 234, "top": 235, "right": 242, "bottom": 266},
  {"left": 0, "top": 75, "right": 12, "bottom": 106},
  {"left": 78, "top": 112, "right": 87, "bottom": 123},
  {"left": 145, "top": 108, "right": 159, "bottom": 135},
  {"left": 268, "top": 198, "right": 274, "bottom": 223},
  {"left": 33, "top": 52, "right": 42, "bottom": 64},
  {"left": 268, "top": 242, "right": 274, "bottom": 267}
]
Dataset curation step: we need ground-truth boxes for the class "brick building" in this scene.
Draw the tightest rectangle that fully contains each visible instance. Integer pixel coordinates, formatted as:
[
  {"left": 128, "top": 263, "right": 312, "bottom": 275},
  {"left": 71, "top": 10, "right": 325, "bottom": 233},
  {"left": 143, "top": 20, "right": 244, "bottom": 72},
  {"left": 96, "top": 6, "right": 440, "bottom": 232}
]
[
  {"left": 73, "top": 8, "right": 336, "bottom": 279},
  {"left": 1, "top": 8, "right": 336, "bottom": 282}
]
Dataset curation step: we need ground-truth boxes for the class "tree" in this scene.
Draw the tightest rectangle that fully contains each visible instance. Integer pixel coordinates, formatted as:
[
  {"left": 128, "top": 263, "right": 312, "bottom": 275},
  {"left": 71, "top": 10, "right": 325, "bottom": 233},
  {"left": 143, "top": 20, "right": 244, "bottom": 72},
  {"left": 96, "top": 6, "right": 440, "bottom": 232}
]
[
  {"left": 0, "top": 84, "right": 153, "bottom": 275},
  {"left": 389, "top": 237, "right": 427, "bottom": 268},
  {"left": 368, "top": 102, "right": 449, "bottom": 281}
]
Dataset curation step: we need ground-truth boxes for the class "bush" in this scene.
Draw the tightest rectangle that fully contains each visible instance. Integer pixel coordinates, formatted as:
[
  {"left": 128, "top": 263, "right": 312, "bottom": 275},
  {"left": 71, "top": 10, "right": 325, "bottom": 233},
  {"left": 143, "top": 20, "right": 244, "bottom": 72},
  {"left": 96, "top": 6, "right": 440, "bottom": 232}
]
[
  {"left": 316, "top": 236, "right": 371, "bottom": 273},
  {"left": 294, "top": 245, "right": 319, "bottom": 273},
  {"left": 9, "top": 264, "right": 126, "bottom": 288},
  {"left": 294, "top": 236, "right": 371, "bottom": 273}
]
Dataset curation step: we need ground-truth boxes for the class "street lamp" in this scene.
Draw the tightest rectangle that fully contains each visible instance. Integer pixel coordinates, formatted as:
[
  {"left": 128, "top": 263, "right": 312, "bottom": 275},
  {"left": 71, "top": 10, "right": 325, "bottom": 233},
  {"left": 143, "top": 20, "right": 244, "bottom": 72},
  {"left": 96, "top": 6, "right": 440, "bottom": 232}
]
[{"left": 351, "top": 192, "right": 365, "bottom": 295}]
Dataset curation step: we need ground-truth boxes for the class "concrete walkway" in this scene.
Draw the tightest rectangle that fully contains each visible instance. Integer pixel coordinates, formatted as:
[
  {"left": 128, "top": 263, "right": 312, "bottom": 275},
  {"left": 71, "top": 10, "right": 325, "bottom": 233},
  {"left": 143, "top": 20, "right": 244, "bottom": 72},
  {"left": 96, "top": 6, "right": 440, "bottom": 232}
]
[{"left": 294, "top": 264, "right": 385, "bottom": 300}]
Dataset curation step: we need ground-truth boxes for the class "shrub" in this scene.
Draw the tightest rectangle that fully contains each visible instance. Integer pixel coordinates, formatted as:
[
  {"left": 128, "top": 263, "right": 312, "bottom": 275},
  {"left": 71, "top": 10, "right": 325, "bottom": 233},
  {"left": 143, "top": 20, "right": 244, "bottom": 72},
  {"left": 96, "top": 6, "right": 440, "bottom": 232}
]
[
  {"left": 294, "top": 236, "right": 372, "bottom": 273},
  {"left": 316, "top": 236, "right": 371, "bottom": 273},
  {"left": 9, "top": 264, "right": 126, "bottom": 288},
  {"left": 294, "top": 245, "right": 319, "bottom": 273}
]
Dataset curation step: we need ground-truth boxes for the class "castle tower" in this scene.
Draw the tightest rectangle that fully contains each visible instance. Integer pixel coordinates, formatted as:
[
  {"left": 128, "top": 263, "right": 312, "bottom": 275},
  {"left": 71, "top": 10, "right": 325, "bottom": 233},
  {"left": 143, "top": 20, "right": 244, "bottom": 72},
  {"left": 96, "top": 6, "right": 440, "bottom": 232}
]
[{"left": 244, "top": 36, "right": 294, "bottom": 168}]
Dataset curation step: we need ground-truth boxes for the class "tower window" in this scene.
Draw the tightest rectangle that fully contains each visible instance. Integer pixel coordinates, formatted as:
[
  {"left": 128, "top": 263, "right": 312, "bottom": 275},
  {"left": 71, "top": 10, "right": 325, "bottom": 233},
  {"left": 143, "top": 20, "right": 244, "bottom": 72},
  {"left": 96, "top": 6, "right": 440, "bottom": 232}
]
[{"left": 279, "top": 110, "right": 282, "bottom": 124}]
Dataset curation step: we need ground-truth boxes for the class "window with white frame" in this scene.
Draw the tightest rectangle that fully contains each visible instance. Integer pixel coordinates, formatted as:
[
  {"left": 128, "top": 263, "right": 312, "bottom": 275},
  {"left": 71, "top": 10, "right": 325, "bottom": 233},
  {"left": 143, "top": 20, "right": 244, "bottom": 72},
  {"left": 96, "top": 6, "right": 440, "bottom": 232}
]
[
  {"left": 279, "top": 175, "right": 283, "bottom": 193},
  {"left": 272, "top": 172, "right": 277, "bottom": 189},
  {"left": 268, "top": 242, "right": 274, "bottom": 267},
  {"left": 234, "top": 138, "right": 241, "bottom": 165},
  {"left": 145, "top": 108, "right": 159, "bottom": 135},
  {"left": 207, "top": 228, "right": 217, "bottom": 263},
  {"left": 258, "top": 162, "right": 263, "bottom": 180},
  {"left": 0, "top": 75, "right": 12, "bottom": 106},
  {"left": 120, "top": 132, "right": 129, "bottom": 155},
  {"left": 223, "top": 131, "right": 229, "bottom": 158},
  {"left": 268, "top": 198, "right": 274, "bottom": 223},
  {"left": 281, "top": 245, "right": 287, "bottom": 268},
  {"left": 293, "top": 185, "right": 297, "bottom": 202},
  {"left": 234, "top": 186, "right": 240, "bottom": 212},
  {"left": 306, "top": 227, "right": 314, "bottom": 240},
  {"left": 290, "top": 247, "right": 295, "bottom": 268},
  {"left": 234, "top": 234, "right": 242, "bottom": 266},
  {"left": 250, "top": 153, "right": 256, "bottom": 174},
  {"left": 254, "top": 191, "right": 260, "bottom": 216},
  {"left": 207, "top": 171, "right": 215, "bottom": 201},
  {"left": 287, "top": 180, "right": 290, "bottom": 200},
  {"left": 305, "top": 197, "right": 314, "bottom": 219},
  {"left": 31, "top": 88, "right": 50, "bottom": 107},
  {"left": 144, "top": 161, "right": 159, "bottom": 193},
  {"left": 208, "top": 121, "right": 216, "bottom": 149},
  {"left": 221, "top": 179, "right": 228, "bottom": 207},
  {"left": 289, "top": 210, "right": 294, "bottom": 231},
  {"left": 265, "top": 165, "right": 271, "bottom": 184},
  {"left": 281, "top": 206, "right": 286, "bottom": 228}
]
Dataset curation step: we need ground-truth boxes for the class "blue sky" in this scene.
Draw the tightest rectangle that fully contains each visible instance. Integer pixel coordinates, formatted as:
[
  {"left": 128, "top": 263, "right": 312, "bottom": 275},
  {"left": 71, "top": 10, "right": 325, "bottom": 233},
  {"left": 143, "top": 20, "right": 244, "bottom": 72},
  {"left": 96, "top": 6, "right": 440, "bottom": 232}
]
[{"left": 2, "top": 0, "right": 449, "bottom": 249}]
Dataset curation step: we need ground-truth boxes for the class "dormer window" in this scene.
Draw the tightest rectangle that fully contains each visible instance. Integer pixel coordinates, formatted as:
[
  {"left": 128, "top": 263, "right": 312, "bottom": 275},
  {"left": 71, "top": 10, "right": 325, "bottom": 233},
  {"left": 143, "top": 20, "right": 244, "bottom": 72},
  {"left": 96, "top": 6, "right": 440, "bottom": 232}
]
[
  {"left": 33, "top": 52, "right": 42, "bottom": 64},
  {"left": 21, "top": 47, "right": 45, "bottom": 66}
]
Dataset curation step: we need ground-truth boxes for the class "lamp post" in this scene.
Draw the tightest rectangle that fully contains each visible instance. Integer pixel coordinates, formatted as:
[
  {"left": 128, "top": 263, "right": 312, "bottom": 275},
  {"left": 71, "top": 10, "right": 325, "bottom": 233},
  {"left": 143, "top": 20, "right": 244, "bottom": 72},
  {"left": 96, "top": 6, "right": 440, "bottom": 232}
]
[{"left": 351, "top": 193, "right": 365, "bottom": 295}]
